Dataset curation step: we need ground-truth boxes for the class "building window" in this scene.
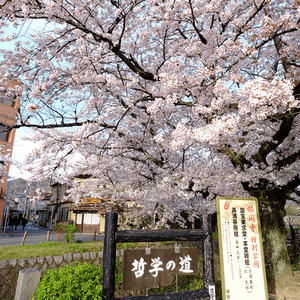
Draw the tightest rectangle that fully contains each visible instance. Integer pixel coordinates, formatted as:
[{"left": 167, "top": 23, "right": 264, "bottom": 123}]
[
  {"left": 57, "top": 207, "right": 68, "bottom": 221},
  {"left": 0, "top": 161, "right": 5, "bottom": 183},
  {"left": 0, "top": 124, "right": 8, "bottom": 141},
  {"left": 0, "top": 161, "right": 4, "bottom": 173}
]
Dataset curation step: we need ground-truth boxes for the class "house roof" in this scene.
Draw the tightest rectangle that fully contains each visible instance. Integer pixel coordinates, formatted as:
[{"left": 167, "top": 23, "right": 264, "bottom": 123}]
[
  {"left": 67, "top": 203, "right": 105, "bottom": 214},
  {"left": 67, "top": 198, "right": 136, "bottom": 213}
]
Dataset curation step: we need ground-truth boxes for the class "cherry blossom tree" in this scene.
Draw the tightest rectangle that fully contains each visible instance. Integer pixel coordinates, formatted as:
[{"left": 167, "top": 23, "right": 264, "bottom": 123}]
[
  {"left": 1, "top": 0, "right": 300, "bottom": 295},
  {"left": 0, "top": 145, "right": 10, "bottom": 179}
]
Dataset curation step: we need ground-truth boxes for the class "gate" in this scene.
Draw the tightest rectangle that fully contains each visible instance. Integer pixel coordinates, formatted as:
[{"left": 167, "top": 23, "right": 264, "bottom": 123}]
[{"left": 103, "top": 212, "right": 215, "bottom": 300}]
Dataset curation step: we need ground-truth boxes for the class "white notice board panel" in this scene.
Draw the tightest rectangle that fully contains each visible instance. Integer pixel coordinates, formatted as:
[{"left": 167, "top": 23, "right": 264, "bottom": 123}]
[{"left": 216, "top": 197, "right": 268, "bottom": 300}]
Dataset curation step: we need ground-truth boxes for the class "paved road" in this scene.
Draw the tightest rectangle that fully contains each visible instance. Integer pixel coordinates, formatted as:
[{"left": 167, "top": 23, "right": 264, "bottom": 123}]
[{"left": 0, "top": 222, "right": 104, "bottom": 246}]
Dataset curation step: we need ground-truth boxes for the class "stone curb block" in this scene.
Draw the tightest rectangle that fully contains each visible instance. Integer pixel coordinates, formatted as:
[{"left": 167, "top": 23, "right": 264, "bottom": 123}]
[
  {"left": 14, "top": 268, "right": 41, "bottom": 300},
  {"left": 0, "top": 260, "right": 7, "bottom": 269},
  {"left": 46, "top": 256, "right": 53, "bottom": 264},
  {"left": 28, "top": 257, "right": 36, "bottom": 265},
  {"left": 9, "top": 259, "right": 17, "bottom": 267},
  {"left": 73, "top": 253, "right": 81, "bottom": 260},
  {"left": 54, "top": 255, "right": 63, "bottom": 265},
  {"left": 18, "top": 259, "right": 26, "bottom": 267},
  {"left": 36, "top": 257, "right": 45, "bottom": 264},
  {"left": 64, "top": 253, "right": 72, "bottom": 262}
]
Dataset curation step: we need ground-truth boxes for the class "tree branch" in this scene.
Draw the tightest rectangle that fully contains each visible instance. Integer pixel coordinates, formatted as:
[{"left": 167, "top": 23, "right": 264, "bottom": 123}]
[{"left": 252, "top": 109, "right": 299, "bottom": 164}]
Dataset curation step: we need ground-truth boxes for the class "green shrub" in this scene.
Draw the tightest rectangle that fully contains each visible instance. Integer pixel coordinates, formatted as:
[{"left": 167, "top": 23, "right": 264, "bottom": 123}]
[
  {"left": 52, "top": 222, "right": 79, "bottom": 242},
  {"left": 115, "top": 260, "right": 123, "bottom": 292},
  {"left": 64, "top": 223, "right": 79, "bottom": 242},
  {"left": 177, "top": 274, "right": 204, "bottom": 291},
  {"left": 52, "top": 222, "right": 65, "bottom": 241},
  {"left": 32, "top": 261, "right": 104, "bottom": 300}
]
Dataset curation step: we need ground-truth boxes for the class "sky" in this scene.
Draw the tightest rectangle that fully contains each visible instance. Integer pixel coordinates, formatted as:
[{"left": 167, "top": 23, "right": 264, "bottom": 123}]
[
  {"left": 2, "top": 20, "right": 82, "bottom": 180},
  {"left": 9, "top": 128, "right": 40, "bottom": 179},
  {"left": 1, "top": 21, "right": 45, "bottom": 179}
]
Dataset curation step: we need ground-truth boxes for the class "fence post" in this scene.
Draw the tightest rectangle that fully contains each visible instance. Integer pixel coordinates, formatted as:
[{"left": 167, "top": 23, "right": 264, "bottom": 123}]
[
  {"left": 103, "top": 212, "right": 118, "bottom": 300},
  {"left": 21, "top": 231, "right": 28, "bottom": 245},
  {"left": 202, "top": 214, "right": 215, "bottom": 288}
]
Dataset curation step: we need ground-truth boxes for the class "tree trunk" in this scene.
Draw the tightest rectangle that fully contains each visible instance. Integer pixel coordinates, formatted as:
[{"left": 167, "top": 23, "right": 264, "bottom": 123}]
[{"left": 258, "top": 193, "right": 294, "bottom": 298}]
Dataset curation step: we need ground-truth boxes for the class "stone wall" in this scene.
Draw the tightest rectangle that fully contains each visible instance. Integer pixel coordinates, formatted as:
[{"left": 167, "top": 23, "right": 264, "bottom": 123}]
[
  {"left": 0, "top": 250, "right": 116, "bottom": 300},
  {"left": 0, "top": 241, "right": 220, "bottom": 300}
]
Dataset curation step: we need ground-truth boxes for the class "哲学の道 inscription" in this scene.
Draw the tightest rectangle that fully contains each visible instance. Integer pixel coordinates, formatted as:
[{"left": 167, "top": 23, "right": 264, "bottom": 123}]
[
  {"left": 123, "top": 247, "right": 199, "bottom": 290},
  {"left": 216, "top": 197, "right": 268, "bottom": 300}
]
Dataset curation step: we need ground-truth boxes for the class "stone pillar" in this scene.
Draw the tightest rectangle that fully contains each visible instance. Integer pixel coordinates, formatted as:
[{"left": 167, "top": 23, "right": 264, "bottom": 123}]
[{"left": 14, "top": 268, "right": 41, "bottom": 300}]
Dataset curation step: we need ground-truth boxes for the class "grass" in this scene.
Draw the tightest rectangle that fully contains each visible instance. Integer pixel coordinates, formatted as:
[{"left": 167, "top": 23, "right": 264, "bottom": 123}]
[
  {"left": 0, "top": 241, "right": 104, "bottom": 260},
  {"left": 0, "top": 241, "right": 181, "bottom": 260}
]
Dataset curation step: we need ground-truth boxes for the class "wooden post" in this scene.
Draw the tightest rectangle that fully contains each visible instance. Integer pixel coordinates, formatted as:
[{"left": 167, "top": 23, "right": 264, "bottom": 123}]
[
  {"left": 21, "top": 231, "right": 27, "bottom": 245},
  {"left": 93, "top": 230, "right": 96, "bottom": 241},
  {"left": 202, "top": 214, "right": 215, "bottom": 288},
  {"left": 47, "top": 231, "right": 50, "bottom": 242},
  {"left": 81, "top": 213, "right": 84, "bottom": 233},
  {"left": 103, "top": 212, "right": 118, "bottom": 300}
]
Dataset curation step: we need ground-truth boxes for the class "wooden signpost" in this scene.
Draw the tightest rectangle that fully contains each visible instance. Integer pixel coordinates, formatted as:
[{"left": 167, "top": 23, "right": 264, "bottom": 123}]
[
  {"left": 102, "top": 212, "right": 216, "bottom": 300},
  {"left": 123, "top": 247, "right": 199, "bottom": 290},
  {"left": 216, "top": 197, "right": 268, "bottom": 300}
]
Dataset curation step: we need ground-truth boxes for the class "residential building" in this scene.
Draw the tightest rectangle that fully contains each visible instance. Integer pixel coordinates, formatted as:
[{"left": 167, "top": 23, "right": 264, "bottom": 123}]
[
  {"left": 28, "top": 192, "right": 52, "bottom": 227},
  {"left": 68, "top": 198, "right": 106, "bottom": 233},
  {"left": 48, "top": 182, "right": 75, "bottom": 228},
  {"left": 68, "top": 197, "right": 137, "bottom": 233},
  {"left": 15, "top": 194, "right": 29, "bottom": 216},
  {"left": 48, "top": 177, "right": 137, "bottom": 233},
  {"left": 0, "top": 81, "right": 21, "bottom": 229}
]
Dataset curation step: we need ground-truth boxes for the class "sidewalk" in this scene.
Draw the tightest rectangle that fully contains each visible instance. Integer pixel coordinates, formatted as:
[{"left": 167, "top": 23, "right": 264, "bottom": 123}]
[
  {"left": 0, "top": 222, "right": 105, "bottom": 246},
  {"left": 0, "top": 222, "right": 51, "bottom": 236}
]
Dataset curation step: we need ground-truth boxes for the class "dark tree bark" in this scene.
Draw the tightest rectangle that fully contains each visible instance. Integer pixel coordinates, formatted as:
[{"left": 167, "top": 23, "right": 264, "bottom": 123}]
[{"left": 242, "top": 182, "right": 294, "bottom": 296}]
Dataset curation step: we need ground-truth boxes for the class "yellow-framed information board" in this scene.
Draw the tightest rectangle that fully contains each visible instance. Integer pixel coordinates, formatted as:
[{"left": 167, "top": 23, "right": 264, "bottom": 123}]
[{"left": 216, "top": 197, "right": 268, "bottom": 300}]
